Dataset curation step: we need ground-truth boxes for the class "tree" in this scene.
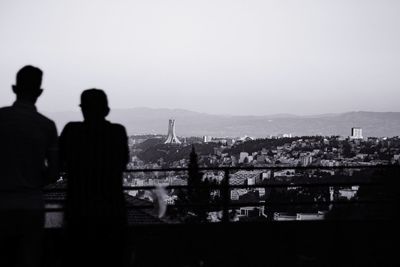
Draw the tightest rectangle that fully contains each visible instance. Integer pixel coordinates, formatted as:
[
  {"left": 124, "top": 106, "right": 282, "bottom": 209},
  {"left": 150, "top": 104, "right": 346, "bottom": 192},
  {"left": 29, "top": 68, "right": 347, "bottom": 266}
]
[
  {"left": 173, "top": 146, "right": 211, "bottom": 223},
  {"left": 187, "top": 146, "right": 211, "bottom": 222},
  {"left": 342, "top": 142, "right": 355, "bottom": 158}
]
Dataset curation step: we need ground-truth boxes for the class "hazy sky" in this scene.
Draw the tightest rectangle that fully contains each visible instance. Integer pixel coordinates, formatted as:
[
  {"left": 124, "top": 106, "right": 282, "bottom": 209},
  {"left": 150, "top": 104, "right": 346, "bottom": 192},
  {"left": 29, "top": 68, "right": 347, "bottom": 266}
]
[{"left": 0, "top": 0, "right": 399, "bottom": 115}]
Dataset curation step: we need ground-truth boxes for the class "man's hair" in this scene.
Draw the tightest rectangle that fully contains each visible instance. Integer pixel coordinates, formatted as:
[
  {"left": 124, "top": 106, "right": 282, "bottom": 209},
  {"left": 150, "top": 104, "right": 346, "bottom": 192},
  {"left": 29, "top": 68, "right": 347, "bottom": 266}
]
[
  {"left": 80, "top": 89, "right": 109, "bottom": 109},
  {"left": 16, "top": 65, "right": 43, "bottom": 90},
  {"left": 80, "top": 89, "right": 110, "bottom": 119}
]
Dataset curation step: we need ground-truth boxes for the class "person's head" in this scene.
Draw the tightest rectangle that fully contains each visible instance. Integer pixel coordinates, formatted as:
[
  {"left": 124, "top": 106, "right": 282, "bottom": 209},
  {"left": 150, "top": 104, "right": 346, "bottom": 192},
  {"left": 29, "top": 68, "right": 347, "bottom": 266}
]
[
  {"left": 12, "top": 65, "right": 43, "bottom": 103},
  {"left": 80, "top": 89, "right": 110, "bottom": 122}
]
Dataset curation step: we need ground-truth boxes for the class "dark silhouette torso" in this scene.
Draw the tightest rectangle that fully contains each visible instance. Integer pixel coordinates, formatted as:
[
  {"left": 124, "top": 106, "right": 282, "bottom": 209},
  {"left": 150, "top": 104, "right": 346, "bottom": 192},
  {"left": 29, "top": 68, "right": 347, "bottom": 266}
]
[
  {"left": 0, "top": 101, "right": 58, "bottom": 209},
  {"left": 60, "top": 121, "right": 129, "bottom": 229},
  {"left": 0, "top": 101, "right": 58, "bottom": 267}
]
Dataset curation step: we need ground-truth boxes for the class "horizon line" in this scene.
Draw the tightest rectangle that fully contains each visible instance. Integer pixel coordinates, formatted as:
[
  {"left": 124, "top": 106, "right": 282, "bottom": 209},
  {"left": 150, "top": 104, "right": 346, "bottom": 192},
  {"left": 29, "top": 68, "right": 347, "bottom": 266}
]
[{"left": 41, "top": 106, "right": 400, "bottom": 118}]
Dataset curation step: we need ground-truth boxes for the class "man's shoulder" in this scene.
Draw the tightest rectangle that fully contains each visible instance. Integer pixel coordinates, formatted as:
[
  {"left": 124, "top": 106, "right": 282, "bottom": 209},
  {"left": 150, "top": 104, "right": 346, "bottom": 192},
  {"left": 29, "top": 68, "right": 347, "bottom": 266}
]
[
  {"left": 0, "top": 105, "right": 55, "bottom": 126},
  {"left": 65, "top": 121, "right": 83, "bottom": 127},
  {"left": 0, "top": 105, "right": 13, "bottom": 113},
  {"left": 109, "top": 122, "right": 127, "bottom": 134},
  {"left": 35, "top": 111, "right": 56, "bottom": 126},
  {"left": 61, "top": 121, "right": 83, "bottom": 132},
  {"left": 109, "top": 122, "right": 126, "bottom": 130}
]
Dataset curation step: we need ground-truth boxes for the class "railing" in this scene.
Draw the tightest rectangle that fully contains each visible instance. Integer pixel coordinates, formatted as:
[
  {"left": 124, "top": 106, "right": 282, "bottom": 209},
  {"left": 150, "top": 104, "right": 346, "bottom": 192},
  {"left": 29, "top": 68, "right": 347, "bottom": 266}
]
[
  {"left": 44, "top": 164, "right": 399, "bottom": 223},
  {"left": 39, "top": 165, "right": 400, "bottom": 267}
]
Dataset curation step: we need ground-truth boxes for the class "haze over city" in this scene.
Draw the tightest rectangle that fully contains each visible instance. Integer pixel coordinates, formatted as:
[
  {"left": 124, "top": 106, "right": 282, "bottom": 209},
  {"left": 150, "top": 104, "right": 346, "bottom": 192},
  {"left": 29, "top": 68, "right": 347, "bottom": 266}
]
[{"left": 1, "top": 0, "right": 400, "bottom": 116}]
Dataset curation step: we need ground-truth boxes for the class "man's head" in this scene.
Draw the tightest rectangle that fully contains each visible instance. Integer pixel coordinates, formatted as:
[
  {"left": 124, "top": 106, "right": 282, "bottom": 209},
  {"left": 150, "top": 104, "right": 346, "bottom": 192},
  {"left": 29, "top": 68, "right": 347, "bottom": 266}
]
[
  {"left": 80, "top": 89, "right": 110, "bottom": 121},
  {"left": 12, "top": 65, "right": 43, "bottom": 103}
]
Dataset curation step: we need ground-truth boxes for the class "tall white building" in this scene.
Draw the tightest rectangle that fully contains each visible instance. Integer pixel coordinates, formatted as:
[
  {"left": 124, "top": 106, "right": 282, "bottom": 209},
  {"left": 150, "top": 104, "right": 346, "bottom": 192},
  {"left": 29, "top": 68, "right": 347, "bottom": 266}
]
[
  {"left": 351, "top": 127, "right": 363, "bottom": 139},
  {"left": 203, "top": 135, "right": 212, "bottom": 143}
]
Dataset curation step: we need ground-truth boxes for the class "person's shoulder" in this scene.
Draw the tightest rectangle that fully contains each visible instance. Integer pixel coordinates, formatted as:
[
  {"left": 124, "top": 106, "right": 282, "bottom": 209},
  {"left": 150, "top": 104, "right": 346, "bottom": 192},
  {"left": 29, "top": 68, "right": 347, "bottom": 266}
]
[
  {"left": 0, "top": 105, "right": 13, "bottom": 113},
  {"left": 0, "top": 105, "right": 11, "bottom": 110},
  {"left": 62, "top": 121, "right": 83, "bottom": 132},
  {"left": 64, "top": 121, "right": 83, "bottom": 128},
  {"left": 109, "top": 122, "right": 127, "bottom": 134},
  {"left": 109, "top": 122, "right": 126, "bottom": 129},
  {"left": 36, "top": 111, "right": 56, "bottom": 125},
  {"left": 60, "top": 122, "right": 85, "bottom": 140},
  {"left": 34, "top": 112, "right": 58, "bottom": 131}
]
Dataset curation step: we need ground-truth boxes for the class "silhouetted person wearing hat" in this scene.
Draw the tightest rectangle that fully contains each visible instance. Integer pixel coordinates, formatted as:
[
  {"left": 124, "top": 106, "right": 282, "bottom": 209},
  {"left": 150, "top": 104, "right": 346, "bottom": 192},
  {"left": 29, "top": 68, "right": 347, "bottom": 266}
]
[
  {"left": 60, "top": 89, "right": 129, "bottom": 266},
  {"left": 0, "top": 65, "right": 59, "bottom": 267}
]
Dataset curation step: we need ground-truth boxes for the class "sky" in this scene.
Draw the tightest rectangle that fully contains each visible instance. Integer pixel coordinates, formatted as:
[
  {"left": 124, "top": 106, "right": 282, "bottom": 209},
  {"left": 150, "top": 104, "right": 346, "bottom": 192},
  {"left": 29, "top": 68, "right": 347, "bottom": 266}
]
[{"left": 0, "top": 0, "right": 399, "bottom": 116}]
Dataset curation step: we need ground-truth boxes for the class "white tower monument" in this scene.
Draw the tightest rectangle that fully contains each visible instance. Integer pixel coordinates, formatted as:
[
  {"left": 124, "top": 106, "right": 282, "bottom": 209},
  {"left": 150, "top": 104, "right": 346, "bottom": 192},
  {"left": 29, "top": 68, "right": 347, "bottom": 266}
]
[{"left": 164, "top": 119, "right": 181, "bottom": 144}]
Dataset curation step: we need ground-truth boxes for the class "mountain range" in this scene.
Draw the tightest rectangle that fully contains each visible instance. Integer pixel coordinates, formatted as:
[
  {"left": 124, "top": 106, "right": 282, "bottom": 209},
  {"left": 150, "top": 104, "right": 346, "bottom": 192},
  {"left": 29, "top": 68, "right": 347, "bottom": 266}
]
[{"left": 44, "top": 108, "right": 400, "bottom": 138}]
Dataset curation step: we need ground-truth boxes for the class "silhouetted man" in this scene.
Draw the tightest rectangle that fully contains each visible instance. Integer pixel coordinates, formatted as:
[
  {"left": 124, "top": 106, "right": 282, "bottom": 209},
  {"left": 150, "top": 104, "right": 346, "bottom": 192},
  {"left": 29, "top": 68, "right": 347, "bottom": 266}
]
[
  {"left": 0, "top": 65, "right": 59, "bottom": 267},
  {"left": 59, "top": 89, "right": 129, "bottom": 266}
]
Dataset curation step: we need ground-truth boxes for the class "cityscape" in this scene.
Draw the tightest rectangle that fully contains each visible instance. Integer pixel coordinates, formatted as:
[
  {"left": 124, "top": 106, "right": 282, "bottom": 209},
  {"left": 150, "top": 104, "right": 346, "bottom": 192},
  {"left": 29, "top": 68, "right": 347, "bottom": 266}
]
[{"left": 108, "top": 119, "right": 400, "bottom": 223}]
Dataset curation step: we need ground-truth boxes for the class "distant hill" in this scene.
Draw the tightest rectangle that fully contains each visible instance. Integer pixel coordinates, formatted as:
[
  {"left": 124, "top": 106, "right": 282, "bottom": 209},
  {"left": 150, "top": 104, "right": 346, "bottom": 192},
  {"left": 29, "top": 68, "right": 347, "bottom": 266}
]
[{"left": 45, "top": 108, "right": 400, "bottom": 138}]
